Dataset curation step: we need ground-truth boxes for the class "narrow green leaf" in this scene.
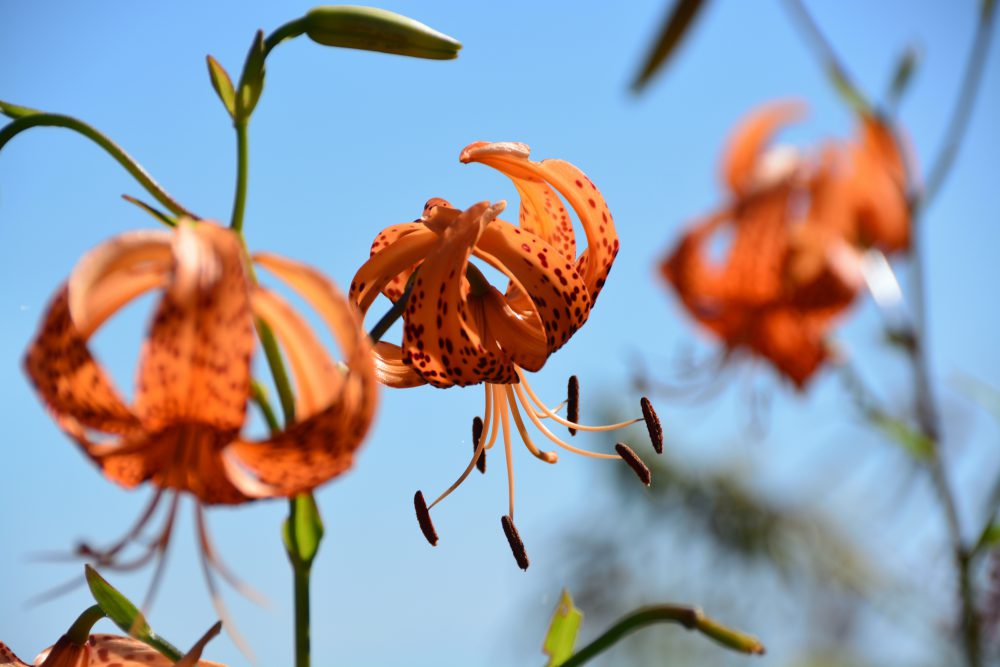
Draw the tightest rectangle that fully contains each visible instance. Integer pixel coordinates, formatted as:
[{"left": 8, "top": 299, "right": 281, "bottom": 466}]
[
  {"left": 887, "top": 45, "right": 920, "bottom": 107},
  {"left": 283, "top": 492, "right": 325, "bottom": 566},
  {"left": 984, "top": 0, "right": 997, "bottom": 21},
  {"left": 543, "top": 590, "right": 584, "bottom": 667},
  {"left": 631, "top": 0, "right": 709, "bottom": 92},
  {"left": 828, "top": 66, "right": 871, "bottom": 115},
  {"left": 870, "top": 413, "right": 934, "bottom": 461},
  {"left": 206, "top": 55, "right": 237, "bottom": 119},
  {"left": 236, "top": 30, "right": 266, "bottom": 122},
  {"left": 303, "top": 6, "right": 461, "bottom": 60},
  {"left": 0, "top": 99, "right": 42, "bottom": 120},
  {"left": 84, "top": 565, "right": 183, "bottom": 662},
  {"left": 121, "top": 194, "right": 177, "bottom": 227}
]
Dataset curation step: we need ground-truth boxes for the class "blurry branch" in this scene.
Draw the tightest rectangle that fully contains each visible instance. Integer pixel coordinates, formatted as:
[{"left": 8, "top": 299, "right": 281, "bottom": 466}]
[
  {"left": 918, "top": 1, "right": 996, "bottom": 208},
  {"left": 779, "top": 0, "right": 870, "bottom": 113},
  {"left": 631, "top": 0, "right": 709, "bottom": 93}
]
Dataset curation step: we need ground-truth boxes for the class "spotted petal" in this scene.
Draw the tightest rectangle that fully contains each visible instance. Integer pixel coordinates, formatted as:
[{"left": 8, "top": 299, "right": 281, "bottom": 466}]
[
  {"left": 32, "top": 635, "right": 225, "bottom": 666},
  {"left": 133, "top": 222, "right": 255, "bottom": 434},
  {"left": 227, "top": 254, "right": 377, "bottom": 497},
  {"left": 460, "top": 142, "right": 618, "bottom": 301}
]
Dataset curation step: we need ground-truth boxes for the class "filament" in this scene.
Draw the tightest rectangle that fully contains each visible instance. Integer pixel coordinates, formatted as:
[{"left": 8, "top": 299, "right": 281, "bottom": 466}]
[
  {"left": 511, "top": 382, "right": 618, "bottom": 460},
  {"left": 515, "top": 368, "right": 640, "bottom": 432},
  {"left": 503, "top": 385, "right": 557, "bottom": 463},
  {"left": 500, "top": 386, "right": 516, "bottom": 520}
]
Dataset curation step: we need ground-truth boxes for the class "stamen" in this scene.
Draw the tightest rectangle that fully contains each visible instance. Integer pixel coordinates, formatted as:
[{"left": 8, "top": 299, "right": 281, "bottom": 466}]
[
  {"left": 195, "top": 504, "right": 255, "bottom": 661},
  {"left": 71, "top": 487, "right": 165, "bottom": 566},
  {"left": 500, "top": 515, "right": 530, "bottom": 570},
  {"left": 141, "top": 492, "right": 180, "bottom": 614},
  {"left": 641, "top": 397, "right": 664, "bottom": 454},
  {"left": 472, "top": 416, "right": 486, "bottom": 474},
  {"left": 504, "top": 385, "right": 558, "bottom": 464},
  {"left": 515, "top": 368, "right": 641, "bottom": 432},
  {"left": 500, "top": 390, "right": 516, "bottom": 519},
  {"left": 567, "top": 375, "right": 580, "bottom": 436},
  {"left": 485, "top": 384, "right": 501, "bottom": 450},
  {"left": 413, "top": 491, "right": 439, "bottom": 546},
  {"left": 511, "top": 383, "right": 618, "bottom": 460},
  {"left": 194, "top": 504, "right": 267, "bottom": 606},
  {"left": 615, "top": 443, "right": 652, "bottom": 486},
  {"left": 428, "top": 415, "right": 492, "bottom": 510}
]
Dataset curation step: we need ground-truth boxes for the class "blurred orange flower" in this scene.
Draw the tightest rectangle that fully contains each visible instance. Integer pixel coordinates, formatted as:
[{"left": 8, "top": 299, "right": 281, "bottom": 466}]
[
  {"left": 1, "top": 635, "right": 222, "bottom": 667},
  {"left": 23, "top": 220, "right": 376, "bottom": 582},
  {"left": 661, "top": 100, "right": 911, "bottom": 387},
  {"left": 351, "top": 142, "right": 659, "bottom": 568}
]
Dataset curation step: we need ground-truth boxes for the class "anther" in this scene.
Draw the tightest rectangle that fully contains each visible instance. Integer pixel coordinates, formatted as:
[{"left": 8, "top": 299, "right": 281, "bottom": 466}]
[
  {"left": 615, "top": 443, "right": 651, "bottom": 486},
  {"left": 500, "top": 515, "right": 530, "bottom": 570},
  {"left": 413, "top": 491, "right": 438, "bottom": 546},
  {"left": 640, "top": 397, "right": 663, "bottom": 454},
  {"left": 567, "top": 375, "right": 580, "bottom": 436},
  {"left": 472, "top": 416, "right": 486, "bottom": 474}
]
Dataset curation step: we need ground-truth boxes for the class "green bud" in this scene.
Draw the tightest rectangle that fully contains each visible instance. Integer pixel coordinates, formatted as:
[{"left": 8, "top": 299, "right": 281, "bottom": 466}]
[
  {"left": 236, "top": 30, "right": 266, "bottom": 122},
  {"left": 206, "top": 55, "right": 237, "bottom": 119},
  {"left": 302, "top": 6, "right": 461, "bottom": 60}
]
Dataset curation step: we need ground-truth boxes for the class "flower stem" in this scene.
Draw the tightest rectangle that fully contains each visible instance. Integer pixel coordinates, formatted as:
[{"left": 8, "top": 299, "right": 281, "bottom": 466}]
[
  {"left": 293, "top": 558, "right": 311, "bottom": 667},
  {"left": 0, "top": 112, "right": 197, "bottom": 219},
  {"left": 264, "top": 17, "right": 308, "bottom": 57},
  {"left": 559, "top": 605, "right": 764, "bottom": 667},
  {"left": 229, "top": 120, "right": 250, "bottom": 233}
]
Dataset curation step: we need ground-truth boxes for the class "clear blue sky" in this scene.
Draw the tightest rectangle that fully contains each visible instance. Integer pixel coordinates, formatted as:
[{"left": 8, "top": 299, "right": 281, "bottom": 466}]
[{"left": 1, "top": 2, "right": 997, "bottom": 666}]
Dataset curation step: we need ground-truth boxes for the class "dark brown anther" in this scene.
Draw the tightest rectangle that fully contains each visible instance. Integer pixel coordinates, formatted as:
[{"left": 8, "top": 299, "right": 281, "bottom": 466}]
[
  {"left": 640, "top": 396, "right": 663, "bottom": 454},
  {"left": 500, "top": 515, "right": 530, "bottom": 570},
  {"left": 567, "top": 375, "right": 580, "bottom": 436},
  {"left": 472, "top": 416, "right": 486, "bottom": 474},
  {"left": 615, "top": 443, "right": 651, "bottom": 486},
  {"left": 413, "top": 491, "right": 438, "bottom": 546}
]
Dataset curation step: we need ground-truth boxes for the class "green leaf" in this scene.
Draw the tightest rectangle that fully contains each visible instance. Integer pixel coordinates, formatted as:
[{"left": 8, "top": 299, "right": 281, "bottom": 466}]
[
  {"left": 870, "top": 413, "right": 934, "bottom": 461},
  {"left": 206, "top": 55, "right": 237, "bottom": 119},
  {"left": 283, "top": 492, "right": 325, "bottom": 566},
  {"left": 543, "top": 590, "right": 583, "bottom": 667},
  {"left": 828, "top": 66, "right": 871, "bottom": 115},
  {"left": 84, "top": 565, "right": 183, "bottom": 662},
  {"left": 0, "top": 99, "right": 42, "bottom": 120},
  {"left": 121, "top": 194, "right": 177, "bottom": 227},
  {"left": 302, "top": 6, "right": 461, "bottom": 60},
  {"left": 887, "top": 45, "right": 920, "bottom": 107},
  {"left": 631, "top": 0, "right": 709, "bottom": 92},
  {"left": 236, "top": 30, "right": 266, "bottom": 122}
]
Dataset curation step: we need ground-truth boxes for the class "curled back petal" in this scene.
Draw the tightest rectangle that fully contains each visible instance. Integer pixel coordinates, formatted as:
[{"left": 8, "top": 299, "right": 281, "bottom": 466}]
[
  {"left": 228, "top": 254, "right": 377, "bottom": 497},
  {"left": 460, "top": 142, "right": 618, "bottom": 302},
  {"left": 475, "top": 218, "right": 590, "bottom": 359},
  {"left": 33, "top": 635, "right": 225, "bottom": 667},
  {"left": 350, "top": 227, "right": 438, "bottom": 314},
  {"left": 133, "top": 222, "right": 255, "bottom": 433},
  {"left": 24, "top": 288, "right": 141, "bottom": 437},
  {"left": 251, "top": 287, "right": 342, "bottom": 419},
  {"left": 720, "top": 100, "right": 806, "bottom": 195},
  {"left": 0, "top": 641, "right": 30, "bottom": 666},
  {"left": 369, "top": 221, "right": 425, "bottom": 301}
]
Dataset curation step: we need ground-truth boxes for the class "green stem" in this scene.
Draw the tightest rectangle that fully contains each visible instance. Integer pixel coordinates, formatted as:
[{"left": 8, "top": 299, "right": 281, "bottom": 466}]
[
  {"left": 264, "top": 18, "right": 309, "bottom": 57},
  {"left": 65, "top": 605, "right": 107, "bottom": 645},
  {"left": 559, "top": 605, "right": 764, "bottom": 667},
  {"left": 230, "top": 121, "right": 250, "bottom": 232},
  {"left": 0, "top": 112, "right": 198, "bottom": 219},
  {"left": 292, "top": 531, "right": 313, "bottom": 667}
]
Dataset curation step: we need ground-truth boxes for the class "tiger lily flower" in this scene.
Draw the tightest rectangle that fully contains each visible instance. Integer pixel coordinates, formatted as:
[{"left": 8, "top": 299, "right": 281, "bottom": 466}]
[
  {"left": 661, "top": 101, "right": 910, "bottom": 388},
  {"left": 23, "top": 220, "right": 377, "bottom": 609},
  {"left": 350, "top": 141, "right": 662, "bottom": 568}
]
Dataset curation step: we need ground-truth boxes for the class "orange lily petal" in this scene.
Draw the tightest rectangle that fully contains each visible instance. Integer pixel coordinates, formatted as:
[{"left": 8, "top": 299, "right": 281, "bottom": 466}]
[
  {"left": 720, "top": 100, "right": 806, "bottom": 195},
  {"left": 401, "top": 201, "right": 513, "bottom": 387},
  {"left": 459, "top": 142, "right": 619, "bottom": 301},
  {"left": 133, "top": 222, "right": 255, "bottom": 433},
  {"left": 350, "top": 227, "right": 438, "bottom": 314},
  {"left": 371, "top": 341, "right": 426, "bottom": 388},
  {"left": 228, "top": 254, "right": 376, "bottom": 497},
  {"left": 475, "top": 218, "right": 591, "bottom": 359},
  {"left": 251, "top": 287, "right": 342, "bottom": 418},
  {"left": 369, "top": 221, "right": 425, "bottom": 301},
  {"left": 33, "top": 635, "right": 224, "bottom": 667},
  {"left": 1, "top": 642, "right": 29, "bottom": 666},
  {"left": 24, "top": 288, "right": 140, "bottom": 437}
]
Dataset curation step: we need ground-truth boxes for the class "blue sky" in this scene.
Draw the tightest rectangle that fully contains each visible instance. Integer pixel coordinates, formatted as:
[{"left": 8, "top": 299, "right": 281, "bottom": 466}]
[{"left": 1, "top": 2, "right": 997, "bottom": 666}]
